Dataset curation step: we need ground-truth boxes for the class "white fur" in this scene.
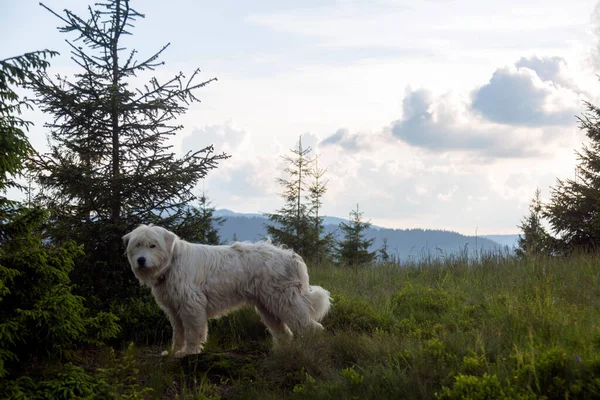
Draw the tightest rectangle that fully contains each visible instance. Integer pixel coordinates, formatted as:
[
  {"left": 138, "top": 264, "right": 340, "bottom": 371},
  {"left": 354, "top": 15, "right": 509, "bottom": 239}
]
[{"left": 123, "top": 224, "right": 331, "bottom": 358}]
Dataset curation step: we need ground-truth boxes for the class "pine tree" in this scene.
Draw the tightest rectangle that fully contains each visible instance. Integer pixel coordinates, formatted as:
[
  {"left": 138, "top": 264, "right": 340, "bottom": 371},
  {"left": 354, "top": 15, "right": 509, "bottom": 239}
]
[
  {"left": 516, "top": 188, "right": 551, "bottom": 257},
  {"left": 29, "top": 0, "right": 229, "bottom": 301},
  {"left": 0, "top": 51, "right": 119, "bottom": 378},
  {"left": 1, "top": 49, "right": 56, "bottom": 268},
  {"left": 0, "top": 51, "right": 56, "bottom": 208},
  {"left": 265, "top": 136, "right": 313, "bottom": 256},
  {"left": 307, "top": 154, "right": 334, "bottom": 262},
  {"left": 336, "top": 204, "right": 376, "bottom": 266},
  {"left": 379, "top": 237, "right": 390, "bottom": 263},
  {"left": 176, "top": 192, "right": 224, "bottom": 245},
  {"left": 1, "top": 50, "right": 56, "bottom": 247},
  {"left": 545, "top": 95, "right": 600, "bottom": 252}
]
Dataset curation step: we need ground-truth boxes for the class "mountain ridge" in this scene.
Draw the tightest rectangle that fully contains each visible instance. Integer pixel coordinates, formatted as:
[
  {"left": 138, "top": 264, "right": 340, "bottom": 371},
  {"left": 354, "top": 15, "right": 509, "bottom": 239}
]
[{"left": 213, "top": 209, "right": 519, "bottom": 261}]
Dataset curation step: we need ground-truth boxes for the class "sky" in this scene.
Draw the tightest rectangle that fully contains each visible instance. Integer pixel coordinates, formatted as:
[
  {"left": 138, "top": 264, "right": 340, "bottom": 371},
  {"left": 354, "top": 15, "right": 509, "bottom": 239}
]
[{"left": 3, "top": 0, "right": 600, "bottom": 235}]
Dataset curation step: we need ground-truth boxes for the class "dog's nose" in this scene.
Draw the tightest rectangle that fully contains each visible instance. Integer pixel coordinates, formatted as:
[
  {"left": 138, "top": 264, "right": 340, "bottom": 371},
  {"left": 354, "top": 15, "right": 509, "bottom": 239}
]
[{"left": 137, "top": 257, "right": 146, "bottom": 267}]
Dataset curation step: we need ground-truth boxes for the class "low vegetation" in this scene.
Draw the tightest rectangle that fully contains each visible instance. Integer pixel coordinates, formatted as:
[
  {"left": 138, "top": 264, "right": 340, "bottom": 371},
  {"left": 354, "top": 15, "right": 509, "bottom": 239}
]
[{"left": 4, "top": 251, "right": 600, "bottom": 399}]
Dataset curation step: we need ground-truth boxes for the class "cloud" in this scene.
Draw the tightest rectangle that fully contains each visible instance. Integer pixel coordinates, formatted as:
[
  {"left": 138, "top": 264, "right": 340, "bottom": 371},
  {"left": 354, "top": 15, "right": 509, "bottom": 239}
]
[
  {"left": 320, "top": 128, "right": 367, "bottom": 152},
  {"left": 182, "top": 121, "right": 280, "bottom": 209},
  {"left": 319, "top": 142, "right": 580, "bottom": 234},
  {"left": 471, "top": 64, "right": 578, "bottom": 126},
  {"left": 221, "top": 161, "right": 274, "bottom": 198},
  {"left": 390, "top": 88, "right": 540, "bottom": 158},
  {"left": 244, "top": 0, "right": 586, "bottom": 56},
  {"left": 316, "top": 153, "right": 526, "bottom": 234},
  {"left": 590, "top": 1, "right": 600, "bottom": 69},
  {"left": 515, "top": 56, "right": 569, "bottom": 86},
  {"left": 200, "top": 154, "right": 280, "bottom": 212},
  {"left": 181, "top": 121, "right": 247, "bottom": 155}
]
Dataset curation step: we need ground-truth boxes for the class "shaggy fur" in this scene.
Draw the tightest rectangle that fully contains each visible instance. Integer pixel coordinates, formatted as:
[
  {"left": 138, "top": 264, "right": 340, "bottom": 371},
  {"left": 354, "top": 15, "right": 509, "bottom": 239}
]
[{"left": 123, "top": 224, "right": 331, "bottom": 358}]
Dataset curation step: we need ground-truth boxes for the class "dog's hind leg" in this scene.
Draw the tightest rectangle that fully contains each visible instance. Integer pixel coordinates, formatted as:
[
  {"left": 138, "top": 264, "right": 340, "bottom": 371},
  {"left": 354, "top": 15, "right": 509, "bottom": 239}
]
[
  {"left": 276, "top": 292, "right": 324, "bottom": 335},
  {"left": 255, "top": 303, "right": 293, "bottom": 346}
]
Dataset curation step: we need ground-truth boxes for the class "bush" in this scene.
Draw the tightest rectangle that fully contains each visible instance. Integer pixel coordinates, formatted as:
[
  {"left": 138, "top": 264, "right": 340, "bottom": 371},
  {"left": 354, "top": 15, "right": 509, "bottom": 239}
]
[
  {"left": 206, "top": 306, "right": 269, "bottom": 350},
  {"left": 110, "top": 294, "right": 170, "bottom": 345},
  {"left": 323, "top": 294, "right": 394, "bottom": 333},
  {"left": 392, "top": 282, "right": 453, "bottom": 320},
  {"left": 436, "top": 373, "right": 533, "bottom": 400},
  {"left": 0, "top": 342, "right": 151, "bottom": 399},
  {"left": 513, "top": 346, "right": 585, "bottom": 398},
  {"left": 0, "top": 207, "right": 120, "bottom": 378}
]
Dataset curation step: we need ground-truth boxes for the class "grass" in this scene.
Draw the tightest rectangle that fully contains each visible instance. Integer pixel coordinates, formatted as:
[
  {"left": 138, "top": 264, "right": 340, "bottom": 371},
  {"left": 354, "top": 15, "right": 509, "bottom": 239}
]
[{"left": 14, "top": 251, "right": 600, "bottom": 399}]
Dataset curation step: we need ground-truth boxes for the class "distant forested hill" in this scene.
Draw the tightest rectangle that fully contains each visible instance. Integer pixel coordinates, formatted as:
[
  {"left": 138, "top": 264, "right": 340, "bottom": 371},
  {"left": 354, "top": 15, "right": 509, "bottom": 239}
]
[{"left": 215, "top": 210, "right": 512, "bottom": 261}]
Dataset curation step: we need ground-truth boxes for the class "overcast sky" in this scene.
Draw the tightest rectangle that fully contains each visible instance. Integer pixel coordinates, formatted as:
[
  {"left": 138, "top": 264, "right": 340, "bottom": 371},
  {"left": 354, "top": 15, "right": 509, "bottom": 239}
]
[{"left": 3, "top": 0, "right": 600, "bottom": 235}]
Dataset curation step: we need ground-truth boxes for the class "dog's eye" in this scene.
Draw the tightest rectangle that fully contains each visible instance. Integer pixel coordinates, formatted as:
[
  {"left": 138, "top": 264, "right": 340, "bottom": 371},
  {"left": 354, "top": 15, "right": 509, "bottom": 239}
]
[
  {"left": 136, "top": 243, "right": 140, "bottom": 248},
  {"left": 150, "top": 244, "right": 156, "bottom": 248}
]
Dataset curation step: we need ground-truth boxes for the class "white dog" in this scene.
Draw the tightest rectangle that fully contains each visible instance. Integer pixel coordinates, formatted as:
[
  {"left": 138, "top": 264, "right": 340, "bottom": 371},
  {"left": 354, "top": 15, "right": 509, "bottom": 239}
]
[{"left": 123, "top": 224, "right": 331, "bottom": 358}]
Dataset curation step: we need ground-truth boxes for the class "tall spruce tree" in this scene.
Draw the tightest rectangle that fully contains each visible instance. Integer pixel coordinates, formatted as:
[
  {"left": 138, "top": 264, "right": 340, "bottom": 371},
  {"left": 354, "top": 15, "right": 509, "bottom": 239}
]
[
  {"left": 336, "top": 204, "right": 375, "bottom": 266},
  {"left": 307, "top": 154, "right": 334, "bottom": 262},
  {"left": 0, "top": 50, "right": 120, "bottom": 378},
  {"left": 516, "top": 188, "right": 551, "bottom": 257},
  {"left": 0, "top": 51, "right": 56, "bottom": 207},
  {"left": 545, "top": 96, "right": 600, "bottom": 252},
  {"left": 1, "top": 50, "right": 56, "bottom": 250},
  {"left": 29, "top": 1, "right": 229, "bottom": 301},
  {"left": 265, "top": 136, "right": 313, "bottom": 256}
]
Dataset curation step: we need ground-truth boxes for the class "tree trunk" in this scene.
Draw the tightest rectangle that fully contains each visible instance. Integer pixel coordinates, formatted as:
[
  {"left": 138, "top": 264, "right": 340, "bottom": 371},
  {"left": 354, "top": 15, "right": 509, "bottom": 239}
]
[{"left": 110, "top": 0, "right": 122, "bottom": 269}]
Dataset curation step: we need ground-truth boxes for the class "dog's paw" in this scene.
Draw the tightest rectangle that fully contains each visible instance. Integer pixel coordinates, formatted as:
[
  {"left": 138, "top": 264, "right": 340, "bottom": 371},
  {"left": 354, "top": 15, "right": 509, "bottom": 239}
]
[
  {"left": 161, "top": 350, "right": 169, "bottom": 357},
  {"left": 176, "top": 346, "right": 203, "bottom": 358},
  {"left": 313, "top": 321, "right": 325, "bottom": 330},
  {"left": 173, "top": 350, "right": 188, "bottom": 358}
]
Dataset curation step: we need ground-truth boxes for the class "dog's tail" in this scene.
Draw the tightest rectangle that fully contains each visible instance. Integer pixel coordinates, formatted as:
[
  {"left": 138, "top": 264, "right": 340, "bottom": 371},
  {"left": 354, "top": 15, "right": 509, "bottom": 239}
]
[{"left": 306, "top": 285, "right": 332, "bottom": 322}]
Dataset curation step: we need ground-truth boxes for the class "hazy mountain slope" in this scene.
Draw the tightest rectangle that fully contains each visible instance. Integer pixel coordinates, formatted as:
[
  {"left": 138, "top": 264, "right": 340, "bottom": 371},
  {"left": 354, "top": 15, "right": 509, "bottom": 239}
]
[{"left": 215, "top": 210, "right": 510, "bottom": 261}]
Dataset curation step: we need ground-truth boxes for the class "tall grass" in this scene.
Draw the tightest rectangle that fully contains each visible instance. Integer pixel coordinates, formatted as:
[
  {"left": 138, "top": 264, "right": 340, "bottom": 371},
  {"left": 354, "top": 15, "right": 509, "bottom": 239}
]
[{"left": 55, "top": 252, "right": 600, "bottom": 398}]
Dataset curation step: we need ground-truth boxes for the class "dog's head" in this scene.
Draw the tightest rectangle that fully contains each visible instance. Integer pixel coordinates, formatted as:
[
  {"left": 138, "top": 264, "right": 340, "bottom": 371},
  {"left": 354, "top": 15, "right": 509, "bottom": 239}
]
[{"left": 123, "top": 224, "right": 178, "bottom": 286}]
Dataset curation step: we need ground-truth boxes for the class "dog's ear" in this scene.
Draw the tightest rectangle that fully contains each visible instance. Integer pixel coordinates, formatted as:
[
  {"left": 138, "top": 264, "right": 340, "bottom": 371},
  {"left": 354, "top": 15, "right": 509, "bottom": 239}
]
[
  {"left": 122, "top": 232, "right": 131, "bottom": 251},
  {"left": 165, "top": 230, "right": 178, "bottom": 254},
  {"left": 158, "top": 227, "right": 178, "bottom": 255}
]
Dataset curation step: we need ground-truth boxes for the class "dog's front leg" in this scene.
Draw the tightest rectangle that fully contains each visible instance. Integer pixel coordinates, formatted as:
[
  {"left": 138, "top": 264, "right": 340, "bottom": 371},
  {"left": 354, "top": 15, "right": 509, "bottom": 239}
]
[
  {"left": 174, "top": 305, "right": 208, "bottom": 358},
  {"left": 161, "top": 309, "right": 185, "bottom": 357}
]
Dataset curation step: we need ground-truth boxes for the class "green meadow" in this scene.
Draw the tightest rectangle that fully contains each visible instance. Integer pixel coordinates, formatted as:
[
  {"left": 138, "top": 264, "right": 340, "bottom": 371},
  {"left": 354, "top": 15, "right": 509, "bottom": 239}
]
[{"left": 9, "top": 252, "right": 600, "bottom": 399}]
